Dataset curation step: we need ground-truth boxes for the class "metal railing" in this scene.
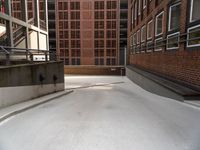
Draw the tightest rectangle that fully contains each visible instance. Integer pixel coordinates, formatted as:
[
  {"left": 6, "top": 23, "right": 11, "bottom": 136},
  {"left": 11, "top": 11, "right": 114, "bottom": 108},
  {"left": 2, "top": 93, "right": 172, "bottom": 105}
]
[
  {"left": 0, "top": 46, "right": 58, "bottom": 66},
  {"left": 130, "top": 29, "right": 200, "bottom": 54}
]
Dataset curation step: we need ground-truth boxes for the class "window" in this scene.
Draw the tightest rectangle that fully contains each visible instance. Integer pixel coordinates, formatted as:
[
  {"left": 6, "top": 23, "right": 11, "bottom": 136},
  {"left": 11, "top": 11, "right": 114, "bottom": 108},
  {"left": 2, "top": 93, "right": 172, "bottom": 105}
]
[
  {"left": 138, "top": 0, "right": 141, "bottom": 15},
  {"left": 168, "top": 3, "right": 180, "bottom": 31},
  {"left": 155, "top": 11, "right": 164, "bottom": 36},
  {"left": 131, "top": 7, "right": 134, "bottom": 24},
  {"left": 137, "top": 30, "right": 140, "bottom": 44},
  {"left": 167, "top": 32, "right": 179, "bottom": 50},
  {"left": 132, "top": 33, "right": 137, "bottom": 53},
  {"left": 155, "top": 38, "right": 163, "bottom": 51},
  {"left": 147, "top": 20, "right": 153, "bottom": 39},
  {"left": 190, "top": 0, "right": 200, "bottom": 22},
  {"left": 94, "top": 1, "right": 104, "bottom": 10},
  {"left": 133, "top": 33, "right": 137, "bottom": 45},
  {"left": 146, "top": 41, "right": 153, "bottom": 52},
  {"left": 95, "top": 11, "right": 104, "bottom": 19},
  {"left": 141, "top": 25, "right": 146, "bottom": 42},
  {"left": 107, "top": 1, "right": 117, "bottom": 9},
  {"left": 70, "top": 2, "right": 80, "bottom": 10},
  {"left": 107, "top": 11, "right": 117, "bottom": 19},
  {"left": 143, "top": 0, "right": 147, "bottom": 9},
  {"left": 187, "top": 24, "right": 200, "bottom": 47},
  {"left": 134, "top": 1, "right": 137, "bottom": 21}
]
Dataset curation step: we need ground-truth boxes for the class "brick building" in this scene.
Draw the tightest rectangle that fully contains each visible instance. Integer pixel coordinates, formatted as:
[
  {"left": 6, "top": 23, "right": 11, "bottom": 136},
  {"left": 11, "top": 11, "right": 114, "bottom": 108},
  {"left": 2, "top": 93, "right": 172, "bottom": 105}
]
[
  {"left": 128, "top": 0, "right": 200, "bottom": 87},
  {"left": 55, "top": 0, "right": 126, "bottom": 66}
]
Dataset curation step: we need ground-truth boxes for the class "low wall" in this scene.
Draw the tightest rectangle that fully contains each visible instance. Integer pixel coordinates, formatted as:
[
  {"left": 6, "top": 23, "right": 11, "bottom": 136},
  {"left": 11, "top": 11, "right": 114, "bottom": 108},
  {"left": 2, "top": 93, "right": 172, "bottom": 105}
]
[
  {"left": 126, "top": 66, "right": 184, "bottom": 101},
  {"left": 129, "top": 50, "right": 200, "bottom": 88},
  {"left": 64, "top": 66, "right": 126, "bottom": 76},
  {"left": 0, "top": 61, "right": 64, "bottom": 108}
]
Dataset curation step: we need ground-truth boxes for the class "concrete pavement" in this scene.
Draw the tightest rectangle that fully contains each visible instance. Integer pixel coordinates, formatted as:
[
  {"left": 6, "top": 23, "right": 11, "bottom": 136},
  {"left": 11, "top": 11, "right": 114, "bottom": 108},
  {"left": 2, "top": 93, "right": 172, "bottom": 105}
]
[{"left": 0, "top": 76, "right": 200, "bottom": 150}]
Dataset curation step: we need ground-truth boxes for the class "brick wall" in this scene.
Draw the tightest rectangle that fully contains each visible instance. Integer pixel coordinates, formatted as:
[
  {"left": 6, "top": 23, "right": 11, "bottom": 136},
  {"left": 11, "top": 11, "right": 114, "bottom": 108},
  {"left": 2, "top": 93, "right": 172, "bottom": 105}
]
[
  {"left": 130, "top": 49, "right": 200, "bottom": 87},
  {"left": 128, "top": 0, "right": 200, "bottom": 88}
]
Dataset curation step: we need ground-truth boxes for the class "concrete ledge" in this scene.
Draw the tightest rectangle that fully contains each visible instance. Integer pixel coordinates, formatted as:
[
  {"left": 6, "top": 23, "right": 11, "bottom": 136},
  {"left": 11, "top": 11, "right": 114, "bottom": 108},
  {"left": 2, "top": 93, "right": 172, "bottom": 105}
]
[
  {"left": 126, "top": 65, "right": 200, "bottom": 101},
  {"left": 64, "top": 66, "right": 126, "bottom": 76},
  {"left": 0, "top": 90, "right": 73, "bottom": 123},
  {"left": 0, "top": 61, "right": 65, "bottom": 108}
]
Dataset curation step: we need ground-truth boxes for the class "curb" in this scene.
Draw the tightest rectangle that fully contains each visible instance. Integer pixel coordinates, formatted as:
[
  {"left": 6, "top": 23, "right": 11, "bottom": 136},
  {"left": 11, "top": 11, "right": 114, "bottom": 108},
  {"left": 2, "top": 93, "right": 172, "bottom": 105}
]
[{"left": 0, "top": 90, "right": 73, "bottom": 123}]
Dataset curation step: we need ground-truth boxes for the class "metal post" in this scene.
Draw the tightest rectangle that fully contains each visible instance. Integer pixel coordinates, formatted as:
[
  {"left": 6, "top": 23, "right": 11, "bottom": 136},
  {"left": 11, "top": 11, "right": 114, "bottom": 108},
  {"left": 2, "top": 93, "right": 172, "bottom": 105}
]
[
  {"left": 6, "top": 53, "right": 10, "bottom": 65},
  {"left": 124, "top": 46, "right": 127, "bottom": 67},
  {"left": 8, "top": 0, "right": 14, "bottom": 47},
  {"left": 45, "top": 51, "right": 48, "bottom": 61}
]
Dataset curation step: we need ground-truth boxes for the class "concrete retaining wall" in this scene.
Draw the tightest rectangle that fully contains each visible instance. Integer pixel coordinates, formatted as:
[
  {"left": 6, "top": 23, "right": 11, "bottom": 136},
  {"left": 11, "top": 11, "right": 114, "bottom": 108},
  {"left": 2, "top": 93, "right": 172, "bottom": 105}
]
[
  {"left": 126, "top": 66, "right": 184, "bottom": 101},
  {"left": 0, "top": 62, "right": 64, "bottom": 108}
]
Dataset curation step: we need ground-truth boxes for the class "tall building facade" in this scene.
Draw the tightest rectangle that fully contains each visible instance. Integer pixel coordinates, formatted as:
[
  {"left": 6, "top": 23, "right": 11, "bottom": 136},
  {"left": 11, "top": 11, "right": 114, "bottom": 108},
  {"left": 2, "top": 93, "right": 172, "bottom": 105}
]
[
  {"left": 119, "top": 0, "right": 128, "bottom": 65},
  {"left": 128, "top": 0, "right": 200, "bottom": 87},
  {"left": 48, "top": 0, "right": 56, "bottom": 53},
  {"left": 0, "top": 0, "right": 48, "bottom": 50},
  {"left": 55, "top": 0, "right": 124, "bottom": 66}
]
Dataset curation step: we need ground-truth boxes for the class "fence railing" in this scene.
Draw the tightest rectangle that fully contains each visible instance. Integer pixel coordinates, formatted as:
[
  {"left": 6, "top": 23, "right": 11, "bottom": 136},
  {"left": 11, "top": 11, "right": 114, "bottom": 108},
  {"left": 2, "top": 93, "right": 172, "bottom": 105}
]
[
  {"left": 130, "top": 29, "right": 200, "bottom": 54},
  {"left": 0, "top": 46, "right": 58, "bottom": 65}
]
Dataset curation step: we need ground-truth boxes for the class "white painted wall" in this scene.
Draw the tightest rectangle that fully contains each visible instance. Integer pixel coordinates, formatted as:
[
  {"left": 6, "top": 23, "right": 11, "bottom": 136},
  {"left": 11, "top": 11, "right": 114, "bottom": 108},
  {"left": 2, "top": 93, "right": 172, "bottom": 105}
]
[
  {"left": 0, "top": 83, "right": 64, "bottom": 108},
  {"left": 39, "top": 33, "right": 47, "bottom": 50},
  {"left": 0, "top": 24, "right": 6, "bottom": 37},
  {"left": 29, "top": 31, "right": 38, "bottom": 49}
]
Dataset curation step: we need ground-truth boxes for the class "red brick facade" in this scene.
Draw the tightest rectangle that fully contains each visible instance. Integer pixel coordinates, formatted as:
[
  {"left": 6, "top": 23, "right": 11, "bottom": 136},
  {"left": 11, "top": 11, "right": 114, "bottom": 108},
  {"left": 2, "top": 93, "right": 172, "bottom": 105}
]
[
  {"left": 56, "top": 0, "right": 120, "bottom": 66},
  {"left": 128, "top": 0, "right": 200, "bottom": 87}
]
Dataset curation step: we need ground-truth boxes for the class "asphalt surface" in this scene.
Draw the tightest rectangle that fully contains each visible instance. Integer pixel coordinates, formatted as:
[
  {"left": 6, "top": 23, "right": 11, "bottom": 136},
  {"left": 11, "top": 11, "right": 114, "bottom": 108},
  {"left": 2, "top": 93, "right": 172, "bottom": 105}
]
[{"left": 0, "top": 76, "right": 200, "bottom": 150}]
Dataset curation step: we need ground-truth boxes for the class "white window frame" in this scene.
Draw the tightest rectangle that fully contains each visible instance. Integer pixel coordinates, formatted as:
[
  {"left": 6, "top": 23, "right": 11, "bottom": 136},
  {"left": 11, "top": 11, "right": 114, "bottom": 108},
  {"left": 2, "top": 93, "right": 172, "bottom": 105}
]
[
  {"left": 189, "top": 0, "right": 200, "bottom": 22},
  {"left": 168, "top": 2, "right": 181, "bottom": 31},
  {"left": 131, "top": 7, "right": 134, "bottom": 24},
  {"left": 167, "top": 32, "right": 180, "bottom": 50},
  {"left": 141, "top": 25, "right": 146, "bottom": 42},
  {"left": 138, "top": 0, "right": 141, "bottom": 16},
  {"left": 147, "top": 19, "right": 153, "bottom": 40},
  {"left": 134, "top": 2, "right": 137, "bottom": 20},
  {"left": 131, "top": 35, "right": 134, "bottom": 46},
  {"left": 143, "top": 0, "right": 147, "bottom": 9},
  {"left": 187, "top": 24, "right": 200, "bottom": 47},
  {"left": 155, "top": 11, "right": 164, "bottom": 36},
  {"left": 130, "top": 35, "right": 133, "bottom": 46},
  {"left": 155, "top": 37, "right": 163, "bottom": 51},
  {"left": 141, "top": 43, "right": 146, "bottom": 53},
  {"left": 137, "top": 30, "right": 140, "bottom": 44},
  {"left": 133, "top": 33, "right": 136, "bottom": 45},
  {"left": 190, "top": 0, "right": 194, "bottom": 22},
  {"left": 146, "top": 40, "right": 153, "bottom": 52}
]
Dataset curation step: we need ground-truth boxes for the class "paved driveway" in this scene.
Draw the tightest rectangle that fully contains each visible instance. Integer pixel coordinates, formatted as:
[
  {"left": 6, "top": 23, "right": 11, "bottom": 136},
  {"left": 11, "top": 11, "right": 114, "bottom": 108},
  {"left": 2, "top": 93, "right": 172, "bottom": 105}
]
[{"left": 0, "top": 76, "right": 200, "bottom": 150}]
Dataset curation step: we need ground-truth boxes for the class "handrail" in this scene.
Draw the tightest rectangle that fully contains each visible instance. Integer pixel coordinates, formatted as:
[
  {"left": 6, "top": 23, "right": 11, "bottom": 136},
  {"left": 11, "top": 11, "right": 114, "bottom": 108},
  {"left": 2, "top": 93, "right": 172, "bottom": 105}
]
[
  {"left": 0, "top": 46, "right": 58, "bottom": 65},
  {"left": 130, "top": 29, "right": 200, "bottom": 53},
  {"left": 0, "top": 46, "right": 10, "bottom": 54}
]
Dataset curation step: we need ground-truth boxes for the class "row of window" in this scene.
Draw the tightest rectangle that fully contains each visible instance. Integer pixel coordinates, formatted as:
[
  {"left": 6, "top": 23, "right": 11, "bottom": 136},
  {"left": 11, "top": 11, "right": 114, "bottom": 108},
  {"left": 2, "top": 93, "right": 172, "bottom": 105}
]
[
  {"left": 59, "top": 55, "right": 116, "bottom": 65},
  {"left": 95, "top": 58, "right": 116, "bottom": 66},
  {"left": 95, "top": 49, "right": 116, "bottom": 57},
  {"left": 59, "top": 21, "right": 80, "bottom": 29},
  {"left": 58, "top": 1, "right": 117, "bottom": 11},
  {"left": 60, "top": 49, "right": 80, "bottom": 57},
  {"left": 94, "top": 40, "right": 117, "bottom": 48},
  {"left": 59, "top": 40, "right": 80, "bottom": 48},
  {"left": 94, "top": 1, "right": 117, "bottom": 10},
  {"left": 58, "top": 11, "right": 117, "bottom": 20},
  {"left": 130, "top": 0, "right": 200, "bottom": 52},
  {"left": 60, "top": 58, "right": 81, "bottom": 65},
  {"left": 131, "top": 0, "right": 162, "bottom": 27},
  {"left": 94, "top": 11, "right": 117, "bottom": 20},
  {"left": 94, "top": 30, "right": 117, "bottom": 39},
  {"left": 95, "top": 21, "right": 117, "bottom": 29}
]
